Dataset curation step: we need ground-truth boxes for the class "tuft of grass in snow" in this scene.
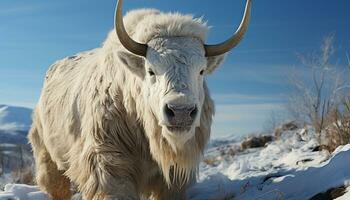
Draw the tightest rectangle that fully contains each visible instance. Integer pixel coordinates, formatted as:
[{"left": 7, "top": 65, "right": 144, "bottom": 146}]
[
  {"left": 11, "top": 167, "right": 35, "bottom": 186},
  {"left": 324, "top": 98, "right": 350, "bottom": 152}
]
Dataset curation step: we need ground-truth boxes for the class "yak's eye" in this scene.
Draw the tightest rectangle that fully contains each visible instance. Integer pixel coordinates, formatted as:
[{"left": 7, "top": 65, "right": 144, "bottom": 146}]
[
  {"left": 200, "top": 70, "right": 205, "bottom": 75},
  {"left": 148, "top": 70, "right": 155, "bottom": 76}
]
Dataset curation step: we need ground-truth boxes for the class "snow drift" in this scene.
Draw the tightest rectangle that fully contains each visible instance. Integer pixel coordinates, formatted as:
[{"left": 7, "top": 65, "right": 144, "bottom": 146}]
[{"left": 2, "top": 128, "right": 350, "bottom": 200}]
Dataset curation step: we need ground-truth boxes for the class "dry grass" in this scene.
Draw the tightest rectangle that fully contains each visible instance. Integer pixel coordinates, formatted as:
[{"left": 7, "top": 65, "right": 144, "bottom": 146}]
[
  {"left": 323, "top": 98, "right": 350, "bottom": 152},
  {"left": 241, "top": 135, "right": 274, "bottom": 150},
  {"left": 11, "top": 166, "right": 35, "bottom": 185},
  {"left": 274, "top": 121, "right": 299, "bottom": 139},
  {"left": 203, "top": 157, "right": 219, "bottom": 167},
  {"left": 309, "top": 185, "right": 347, "bottom": 200},
  {"left": 0, "top": 144, "right": 35, "bottom": 186}
]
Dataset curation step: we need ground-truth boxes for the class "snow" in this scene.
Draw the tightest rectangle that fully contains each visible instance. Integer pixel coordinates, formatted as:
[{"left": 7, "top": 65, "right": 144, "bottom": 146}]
[
  {"left": 1, "top": 128, "right": 350, "bottom": 199},
  {"left": 0, "top": 184, "right": 48, "bottom": 200},
  {"left": 189, "top": 129, "right": 350, "bottom": 200}
]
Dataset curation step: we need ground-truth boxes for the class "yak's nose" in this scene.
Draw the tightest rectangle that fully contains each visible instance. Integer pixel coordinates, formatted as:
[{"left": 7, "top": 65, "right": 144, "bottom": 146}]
[{"left": 164, "top": 104, "right": 198, "bottom": 127}]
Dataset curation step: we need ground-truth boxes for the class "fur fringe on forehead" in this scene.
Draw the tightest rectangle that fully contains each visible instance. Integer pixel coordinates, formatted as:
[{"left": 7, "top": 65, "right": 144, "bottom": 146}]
[{"left": 105, "top": 9, "right": 209, "bottom": 47}]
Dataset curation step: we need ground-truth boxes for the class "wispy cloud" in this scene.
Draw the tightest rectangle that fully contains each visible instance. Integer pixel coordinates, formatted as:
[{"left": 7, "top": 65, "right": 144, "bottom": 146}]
[
  {"left": 0, "top": 2, "right": 69, "bottom": 16},
  {"left": 211, "top": 102, "right": 286, "bottom": 138},
  {"left": 209, "top": 90, "right": 288, "bottom": 138},
  {"left": 209, "top": 63, "right": 291, "bottom": 85},
  {"left": 233, "top": 47, "right": 313, "bottom": 54},
  {"left": 0, "top": 5, "right": 42, "bottom": 15},
  {"left": 0, "top": 101, "right": 36, "bottom": 109},
  {"left": 215, "top": 103, "right": 284, "bottom": 121},
  {"left": 212, "top": 93, "right": 285, "bottom": 105}
]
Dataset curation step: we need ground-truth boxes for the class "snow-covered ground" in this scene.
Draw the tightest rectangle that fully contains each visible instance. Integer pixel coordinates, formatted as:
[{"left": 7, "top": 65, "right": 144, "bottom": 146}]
[
  {"left": 189, "top": 128, "right": 350, "bottom": 200},
  {"left": 1, "top": 128, "right": 350, "bottom": 200}
]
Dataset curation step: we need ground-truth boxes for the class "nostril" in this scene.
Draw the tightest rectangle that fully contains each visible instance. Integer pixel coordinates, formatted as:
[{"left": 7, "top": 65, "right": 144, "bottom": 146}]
[
  {"left": 165, "top": 104, "right": 175, "bottom": 118},
  {"left": 165, "top": 104, "right": 198, "bottom": 123},
  {"left": 190, "top": 106, "right": 198, "bottom": 119}
]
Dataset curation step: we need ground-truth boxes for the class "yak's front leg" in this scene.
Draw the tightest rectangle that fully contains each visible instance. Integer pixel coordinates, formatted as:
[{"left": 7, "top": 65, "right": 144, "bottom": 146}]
[
  {"left": 145, "top": 173, "right": 195, "bottom": 200},
  {"left": 77, "top": 165, "right": 141, "bottom": 200},
  {"left": 99, "top": 179, "right": 139, "bottom": 200},
  {"left": 68, "top": 150, "right": 141, "bottom": 200},
  {"left": 79, "top": 170, "right": 140, "bottom": 200},
  {"left": 80, "top": 180, "right": 138, "bottom": 200}
]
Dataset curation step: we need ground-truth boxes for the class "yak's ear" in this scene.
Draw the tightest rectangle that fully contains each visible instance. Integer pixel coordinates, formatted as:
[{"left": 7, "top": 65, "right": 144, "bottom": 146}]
[
  {"left": 206, "top": 55, "right": 226, "bottom": 74},
  {"left": 117, "top": 51, "right": 145, "bottom": 78}
]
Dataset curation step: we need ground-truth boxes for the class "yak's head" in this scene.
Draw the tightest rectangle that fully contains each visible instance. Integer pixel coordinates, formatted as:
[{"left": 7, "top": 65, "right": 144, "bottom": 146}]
[{"left": 115, "top": 0, "right": 251, "bottom": 150}]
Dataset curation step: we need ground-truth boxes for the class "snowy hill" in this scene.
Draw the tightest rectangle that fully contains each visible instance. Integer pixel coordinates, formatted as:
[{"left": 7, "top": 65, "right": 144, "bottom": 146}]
[
  {"left": 0, "top": 105, "right": 32, "bottom": 132},
  {"left": 189, "top": 128, "right": 349, "bottom": 200},
  {"left": 2, "top": 128, "right": 350, "bottom": 199},
  {"left": 0, "top": 105, "right": 32, "bottom": 144},
  {"left": 207, "top": 134, "right": 240, "bottom": 149},
  {"left": 0, "top": 129, "right": 29, "bottom": 144}
]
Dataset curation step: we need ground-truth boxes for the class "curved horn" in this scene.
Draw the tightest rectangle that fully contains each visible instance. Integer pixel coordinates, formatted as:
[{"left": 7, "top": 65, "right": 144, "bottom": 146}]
[
  {"left": 115, "top": 0, "right": 148, "bottom": 57},
  {"left": 204, "top": 0, "right": 251, "bottom": 57}
]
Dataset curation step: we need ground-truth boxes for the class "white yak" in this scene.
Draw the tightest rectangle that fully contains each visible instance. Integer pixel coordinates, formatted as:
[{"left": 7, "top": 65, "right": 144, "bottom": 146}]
[{"left": 28, "top": 0, "right": 251, "bottom": 199}]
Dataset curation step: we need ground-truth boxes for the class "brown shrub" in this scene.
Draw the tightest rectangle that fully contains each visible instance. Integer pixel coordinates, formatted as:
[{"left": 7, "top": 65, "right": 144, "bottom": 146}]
[
  {"left": 323, "top": 98, "right": 350, "bottom": 152},
  {"left": 274, "top": 121, "right": 299, "bottom": 139},
  {"left": 203, "top": 157, "right": 219, "bottom": 167},
  {"left": 241, "top": 135, "right": 274, "bottom": 150},
  {"left": 309, "top": 185, "right": 346, "bottom": 200},
  {"left": 12, "top": 166, "right": 35, "bottom": 185}
]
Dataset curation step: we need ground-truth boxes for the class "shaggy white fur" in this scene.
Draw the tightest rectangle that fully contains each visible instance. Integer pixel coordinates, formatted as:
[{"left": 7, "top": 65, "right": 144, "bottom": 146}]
[{"left": 29, "top": 9, "right": 225, "bottom": 200}]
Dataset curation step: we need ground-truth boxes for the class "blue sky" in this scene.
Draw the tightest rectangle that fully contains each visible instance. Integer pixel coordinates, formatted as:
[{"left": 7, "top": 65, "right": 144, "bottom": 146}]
[{"left": 0, "top": 0, "right": 350, "bottom": 137}]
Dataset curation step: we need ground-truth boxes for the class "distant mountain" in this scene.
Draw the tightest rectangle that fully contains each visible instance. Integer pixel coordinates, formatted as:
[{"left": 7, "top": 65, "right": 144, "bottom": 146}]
[
  {"left": 0, "top": 129, "right": 29, "bottom": 144},
  {"left": 0, "top": 105, "right": 32, "bottom": 131},
  {"left": 0, "top": 105, "right": 32, "bottom": 144},
  {"left": 208, "top": 134, "right": 241, "bottom": 149}
]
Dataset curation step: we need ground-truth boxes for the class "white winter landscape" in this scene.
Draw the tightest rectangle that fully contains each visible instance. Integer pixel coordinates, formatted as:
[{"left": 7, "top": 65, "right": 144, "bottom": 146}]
[
  {"left": 1, "top": 1, "right": 350, "bottom": 200},
  {"left": 1, "top": 105, "right": 350, "bottom": 200}
]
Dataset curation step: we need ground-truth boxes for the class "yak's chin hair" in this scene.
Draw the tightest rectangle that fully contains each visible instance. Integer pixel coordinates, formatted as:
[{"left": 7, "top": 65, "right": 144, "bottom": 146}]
[
  {"left": 161, "top": 126, "right": 196, "bottom": 153},
  {"left": 157, "top": 126, "right": 200, "bottom": 187}
]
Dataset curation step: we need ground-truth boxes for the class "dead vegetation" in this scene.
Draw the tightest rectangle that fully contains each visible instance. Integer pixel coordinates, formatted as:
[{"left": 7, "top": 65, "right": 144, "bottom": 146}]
[
  {"left": 241, "top": 135, "right": 274, "bottom": 150},
  {"left": 274, "top": 121, "right": 299, "bottom": 139},
  {"left": 323, "top": 98, "right": 350, "bottom": 152},
  {"left": 309, "top": 185, "right": 347, "bottom": 200},
  {"left": 11, "top": 166, "right": 35, "bottom": 185},
  {"left": 286, "top": 35, "right": 350, "bottom": 152},
  {"left": 0, "top": 144, "right": 35, "bottom": 187},
  {"left": 203, "top": 157, "right": 220, "bottom": 167}
]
